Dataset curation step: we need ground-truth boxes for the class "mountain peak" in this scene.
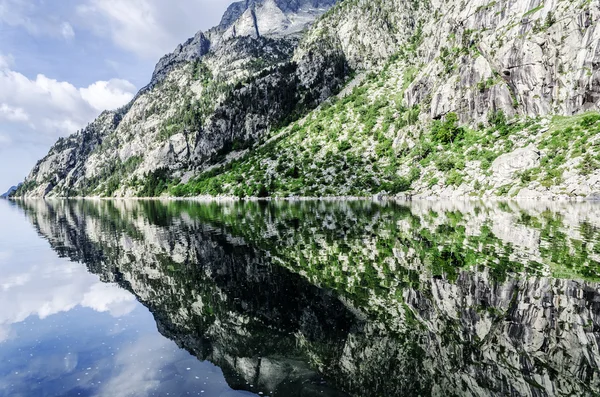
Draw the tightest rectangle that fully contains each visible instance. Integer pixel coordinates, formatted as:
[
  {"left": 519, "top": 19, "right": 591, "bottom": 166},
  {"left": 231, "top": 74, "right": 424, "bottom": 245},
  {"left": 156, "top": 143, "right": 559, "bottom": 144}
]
[
  {"left": 151, "top": 31, "right": 210, "bottom": 85},
  {"left": 149, "top": 0, "right": 337, "bottom": 86},
  {"left": 219, "top": 0, "right": 337, "bottom": 30},
  {"left": 219, "top": 0, "right": 337, "bottom": 39}
]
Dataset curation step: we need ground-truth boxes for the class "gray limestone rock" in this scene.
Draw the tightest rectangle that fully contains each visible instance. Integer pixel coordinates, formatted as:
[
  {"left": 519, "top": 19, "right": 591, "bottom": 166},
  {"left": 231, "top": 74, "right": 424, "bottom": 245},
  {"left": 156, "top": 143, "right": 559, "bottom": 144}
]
[{"left": 491, "top": 145, "right": 541, "bottom": 186}]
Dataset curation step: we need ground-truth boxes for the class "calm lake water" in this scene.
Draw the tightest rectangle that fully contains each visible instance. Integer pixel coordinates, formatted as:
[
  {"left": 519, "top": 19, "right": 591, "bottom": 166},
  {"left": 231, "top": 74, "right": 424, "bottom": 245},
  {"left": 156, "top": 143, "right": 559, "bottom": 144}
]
[{"left": 0, "top": 199, "right": 599, "bottom": 397}]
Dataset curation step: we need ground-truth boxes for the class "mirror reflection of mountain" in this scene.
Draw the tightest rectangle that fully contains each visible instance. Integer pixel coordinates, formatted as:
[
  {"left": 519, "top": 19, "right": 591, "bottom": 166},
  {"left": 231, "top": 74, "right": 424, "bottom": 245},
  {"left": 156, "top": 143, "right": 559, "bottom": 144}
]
[{"left": 14, "top": 199, "right": 600, "bottom": 396}]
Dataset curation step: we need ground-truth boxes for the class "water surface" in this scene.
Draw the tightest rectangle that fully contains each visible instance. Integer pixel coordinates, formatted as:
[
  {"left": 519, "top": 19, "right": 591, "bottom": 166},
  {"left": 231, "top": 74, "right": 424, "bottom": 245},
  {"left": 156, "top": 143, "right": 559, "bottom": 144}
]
[{"left": 1, "top": 199, "right": 599, "bottom": 396}]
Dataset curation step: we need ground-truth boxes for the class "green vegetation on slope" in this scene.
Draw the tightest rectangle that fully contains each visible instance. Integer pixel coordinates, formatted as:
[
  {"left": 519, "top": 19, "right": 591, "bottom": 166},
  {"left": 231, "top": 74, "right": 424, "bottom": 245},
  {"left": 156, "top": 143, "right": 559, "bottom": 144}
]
[{"left": 162, "top": 53, "right": 600, "bottom": 199}]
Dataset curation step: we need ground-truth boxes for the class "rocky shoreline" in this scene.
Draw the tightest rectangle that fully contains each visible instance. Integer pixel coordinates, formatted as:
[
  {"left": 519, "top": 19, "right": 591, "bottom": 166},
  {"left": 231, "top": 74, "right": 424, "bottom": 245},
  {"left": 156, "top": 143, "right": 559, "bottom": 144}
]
[{"left": 12, "top": 193, "right": 600, "bottom": 202}]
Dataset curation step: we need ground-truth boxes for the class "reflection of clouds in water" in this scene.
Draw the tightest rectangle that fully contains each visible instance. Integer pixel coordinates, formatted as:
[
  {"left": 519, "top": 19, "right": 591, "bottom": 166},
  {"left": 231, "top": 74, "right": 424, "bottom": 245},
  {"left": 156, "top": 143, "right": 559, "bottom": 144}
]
[
  {"left": 0, "top": 202, "right": 136, "bottom": 341},
  {"left": 82, "top": 283, "right": 138, "bottom": 317},
  {"left": 99, "top": 334, "right": 254, "bottom": 397},
  {"left": 0, "top": 272, "right": 30, "bottom": 291},
  {"left": 98, "top": 334, "right": 172, "bottom": 397},
  {"left": 0, "top": 318, "right": 253, "bottom": 397},
  {"left": 0, "top": 259, "right": 136, "bottom": 335},
  {"left": 0, "top": 325, "right": 12, "bottom": 343},
  {"left": 0, "top": 250, "right": 11, "bottom": 263}
]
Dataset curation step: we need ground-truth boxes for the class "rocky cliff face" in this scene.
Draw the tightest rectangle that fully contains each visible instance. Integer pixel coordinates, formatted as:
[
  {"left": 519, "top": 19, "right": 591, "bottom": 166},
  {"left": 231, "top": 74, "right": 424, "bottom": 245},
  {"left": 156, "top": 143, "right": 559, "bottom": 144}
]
[
  {"left": 17, "top": 0, "right": 344, "bottom": 198},
  {"left": 14, "top": 199, "right": 600, "bottom": 396},
  {"left": 15, "top": 0, "right": 600, "bottom": 198}
]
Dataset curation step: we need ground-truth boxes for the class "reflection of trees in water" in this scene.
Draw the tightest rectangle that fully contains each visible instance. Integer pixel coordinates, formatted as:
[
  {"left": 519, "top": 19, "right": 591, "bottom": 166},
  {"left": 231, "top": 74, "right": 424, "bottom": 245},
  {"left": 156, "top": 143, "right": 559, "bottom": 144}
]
[{"left": 14, "top": 199, "right": 600, "bottom": 397}]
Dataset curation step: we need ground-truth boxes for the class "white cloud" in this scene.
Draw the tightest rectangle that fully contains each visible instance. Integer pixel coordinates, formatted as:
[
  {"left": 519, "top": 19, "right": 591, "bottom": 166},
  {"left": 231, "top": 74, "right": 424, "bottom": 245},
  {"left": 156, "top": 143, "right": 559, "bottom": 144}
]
[
  {"left": 0, "top": 54, "right": 14, "bottom": 70},
  {"left": 0, "top": 104, "right": 28, "bottom": 122},
  {"left": 0, "top": 0, "right": 76, "bottom": 40},
  {"left": 98, "top": 335, "right": 167, "bottom": 397},
  {"left": 0, "top": 0, "right": 35, "bottom": 32},
  {"left": 77, "top": 0, "right": 233, "bottom": 58},
  {"left": 0, "top": 251, "right": 11, "bottom": 262},
  {"left": 0, "top": 59, "right": 136, "bottom": 138},
  {"left": 80, "top": 79, "right": 136, "bottom": 111},
  {"left": 60, "top": 21, "right": 75, "bottom": 40},
  {"left": 96, "top": 334, "right": 247, "bottom": 397},
  {"left": 0, "top": 202, "right": 252, "bottom": 397}
]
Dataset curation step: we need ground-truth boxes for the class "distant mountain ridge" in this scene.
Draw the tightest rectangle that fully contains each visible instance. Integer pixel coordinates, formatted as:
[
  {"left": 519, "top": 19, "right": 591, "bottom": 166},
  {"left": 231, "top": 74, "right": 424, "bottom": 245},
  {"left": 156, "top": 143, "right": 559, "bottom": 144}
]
[{"left": 1, "top": 184, "right": 21, "bottom": 199}]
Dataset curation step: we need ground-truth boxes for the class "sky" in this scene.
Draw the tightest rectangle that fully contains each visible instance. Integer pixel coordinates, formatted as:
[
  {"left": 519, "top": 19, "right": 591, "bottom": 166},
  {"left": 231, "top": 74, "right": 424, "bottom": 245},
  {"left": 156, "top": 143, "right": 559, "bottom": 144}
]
[{"left": 0, "top": 0, "right": 233, "bottom": 191}]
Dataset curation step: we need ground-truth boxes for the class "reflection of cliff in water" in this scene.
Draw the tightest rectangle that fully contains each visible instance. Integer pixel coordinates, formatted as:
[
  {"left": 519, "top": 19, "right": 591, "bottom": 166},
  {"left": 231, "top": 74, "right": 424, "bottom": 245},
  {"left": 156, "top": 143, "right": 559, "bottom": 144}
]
[
  {"left": 14, "top": 199, "right": 600, "bottom": 397},
  {"left": 15, "top": 200, "right": 356, "bottom": 396}
]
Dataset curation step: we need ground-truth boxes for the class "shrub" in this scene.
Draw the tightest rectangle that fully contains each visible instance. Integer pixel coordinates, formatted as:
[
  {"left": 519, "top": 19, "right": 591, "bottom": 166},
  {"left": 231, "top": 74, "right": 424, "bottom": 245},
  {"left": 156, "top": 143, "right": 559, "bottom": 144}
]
[
  {"left": 519, "top": 169, "right": 533, "bottom": 184},
  {"left": 375, "top": 139, "right": 394, "bottom": 157},
  {"left": 446, "top": 170, "right": 463, "bottom": 186},
  {"left": 105, "top": 176, "right": 120, "bottom": 196},
  {"left": 580, "top": 114, "right": 600, "bottom": 128},
  {"left": 541, "top": 168, "right": 564, "bottom": 187},
  {"left": 408, "top": 167, "right": 421, "bottom": 183},
  {"left": 488, "top": 110, "right": 507, "bottom": 128},
  {"left": 477, "top": 81, "right": 486, "bottom": 92},
  {"left": 544, "top": 11, "right": 556, "bottom": 28},
  {"left": 257, "top": 184, "right": 269, "bottom": 198},
  {"left": 579, "top": 154, "right": 599, "bottom": 176},
  {"left": 431, "top": 112, "right": 464, "bottom": 144},
  {"left": 387, "top": 176, "right": 412, "bottom": 193},
  {"left": 436, "top": 157, "right": 456, "bottom": 172},
  {"left": 496, "top": 184, "right": 512, "bottom": 196},
  {"left": 413, "top": 140, "right": 433, "bottom": 161},
  {"left": 338, "top": 140, "right": 352, "bottom": 152},
  {"left": 407, "top": 105, "right": 420, "bottom": 125},
  {"left": 139, "top": 167, "right": 171, "bottom": 197}
]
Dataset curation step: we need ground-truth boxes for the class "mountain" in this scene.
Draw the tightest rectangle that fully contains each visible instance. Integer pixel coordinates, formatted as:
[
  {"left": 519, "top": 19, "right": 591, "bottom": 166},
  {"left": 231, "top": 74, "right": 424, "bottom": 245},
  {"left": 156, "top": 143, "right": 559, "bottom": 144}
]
[
  {"left": 1, "top": 184, "right": 21, "bottom": 199},
  {"left": 16, "top": 0, "right": 600, "bottom": 199}
]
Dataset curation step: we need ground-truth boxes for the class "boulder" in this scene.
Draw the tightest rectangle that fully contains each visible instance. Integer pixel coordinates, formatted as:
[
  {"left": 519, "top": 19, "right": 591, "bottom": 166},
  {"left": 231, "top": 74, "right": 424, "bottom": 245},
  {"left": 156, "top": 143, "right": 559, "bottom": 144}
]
[{"left": 491, "top": 145, "right": 540, "bottom": 186}]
